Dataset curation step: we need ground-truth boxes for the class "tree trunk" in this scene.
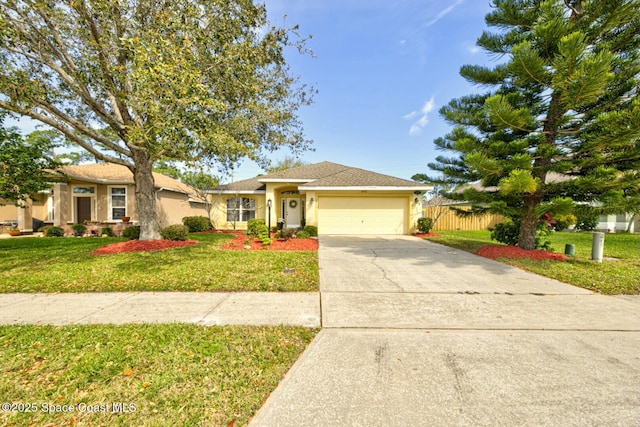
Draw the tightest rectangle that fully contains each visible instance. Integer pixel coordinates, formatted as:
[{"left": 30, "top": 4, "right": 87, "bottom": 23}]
[
  {"left": 518, "top": 206, "right": 538, "bottom": 251},
  {"left": 131, "top": 149, "right": 162, "bottom": 240},
  {"left": 627, "top": 213, "right": 638, "bottom": 233}
]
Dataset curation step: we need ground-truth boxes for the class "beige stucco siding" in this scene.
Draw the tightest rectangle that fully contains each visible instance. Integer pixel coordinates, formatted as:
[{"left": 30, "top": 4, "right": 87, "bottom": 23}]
[
  {"left": 157, "top": 190, "right": 208, "bottom": 227},
  {"left": 209, "top": 193, "right": 266, "bottom": 230}
]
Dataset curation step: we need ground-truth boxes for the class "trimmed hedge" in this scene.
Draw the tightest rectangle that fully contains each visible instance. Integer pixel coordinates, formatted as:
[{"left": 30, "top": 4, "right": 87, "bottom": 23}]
[
  {"left": 100, "top": 227, "right": 115, "bottom": 237},
  {"left": 182, "top": 216, "right": 212, "bottom": 232},
  {"left": 302, "top": 225, "right": 318, "bottom": 237},
  {"left": 161, "top": 224, "right": 190, "bottom": 241},
  {"left": 122, "top": 225, "right": 140, "bottom": 240},
  {"left": 44, "top": 226, "right": 64, "bottom": 237},
  {"left": 417, "top": 217, "right": 434, "bottom": 234},
  {"left": 71, "top": 223, "right": 87, "bottom": 237},
  {"left": 296, "top": 230, "right": 311, "bottom": 239}
]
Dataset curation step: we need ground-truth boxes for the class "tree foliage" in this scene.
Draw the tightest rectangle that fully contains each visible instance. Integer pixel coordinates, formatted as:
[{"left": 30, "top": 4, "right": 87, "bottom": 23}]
[
  {"left": 266, "top": 156, "right": 308, "bottom": 173},
  {"left": 0, "top": 0, "right": 313, "bottom": 239},
  {"left": 0, "top": 115, "right": 61, "bottom": 206},
  {"left": 420, "top": 0, "right": 640, "bottom": 249}
]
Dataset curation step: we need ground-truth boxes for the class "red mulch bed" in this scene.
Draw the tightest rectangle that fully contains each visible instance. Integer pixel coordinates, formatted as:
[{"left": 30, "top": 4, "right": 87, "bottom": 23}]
[
  {"left": 222, "top": 231, "right": 318, "bottom": 251},
  {"left": 413, "top": 232, "right": 442, "bottom": 238},
  {"left": 93, "top": 239, "right": 199, "bottom": 254},
  {"left": 476, "top": 245, "right": 568, "bottom": 261}
]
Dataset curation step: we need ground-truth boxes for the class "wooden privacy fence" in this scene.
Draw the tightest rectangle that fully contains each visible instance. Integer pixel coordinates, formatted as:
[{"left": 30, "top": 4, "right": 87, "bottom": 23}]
[{"left": 423, "top": 206, "right": 505, "bottom": 231}]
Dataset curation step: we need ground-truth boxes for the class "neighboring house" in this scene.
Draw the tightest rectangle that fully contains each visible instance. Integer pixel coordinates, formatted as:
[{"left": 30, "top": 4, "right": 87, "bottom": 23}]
[
  {"left": 209, "top": 161, "right": 431, "bottom": 235},
  {"left": 597, "top": 213, "right": 639, "bottom": 233},
  {"left": 441, "top": 173, "right": 639, "bottom": 233},
  {"left": 0, "top": 163, "right": 208, "bottom": 233}
]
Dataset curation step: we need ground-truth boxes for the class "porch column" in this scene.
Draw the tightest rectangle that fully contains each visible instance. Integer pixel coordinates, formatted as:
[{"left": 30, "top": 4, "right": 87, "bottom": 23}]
[
  {"left": 53, "top": 183, "right": 69, "bottom": 226},
  {"left": 17, "top": 198, "right": 33, "bottom": 233}
]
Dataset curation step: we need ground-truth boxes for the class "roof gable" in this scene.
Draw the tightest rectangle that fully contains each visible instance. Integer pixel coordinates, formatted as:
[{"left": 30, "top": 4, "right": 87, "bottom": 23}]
[
  {"left": 212, "top": 161, "right": 431, "bottom": 192},
  {"left": 60, "top": 163, "right": 194, "bottom": 194},
  {"left": 298, "top": 167, "right": 427, "bottom": 189},
  {"left": 258, "top": 161, "right": 350, "bottom": 181}
]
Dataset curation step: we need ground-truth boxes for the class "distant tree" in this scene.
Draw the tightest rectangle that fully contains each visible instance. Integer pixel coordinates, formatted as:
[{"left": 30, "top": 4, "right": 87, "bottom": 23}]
[
  {"left": 180, "top": 166, "right": 219, "bottom": 228},
  {"left": 267, "top": 156, "right": 308, "bottom": 173},
  {"left": 25, "top": 130, "right": 95, "bottom": 165},
  {"left": 0, "top": 0, "right": 313, "bottom": 240},
  {"left": 0, "top": 116, "right": 61, "bottom": 205},
  {"left": 422, "top": 0, "right": 640, "bottom": 250},
  {"left": 153, "top": 160, "right": 182, "bottom": 181}
]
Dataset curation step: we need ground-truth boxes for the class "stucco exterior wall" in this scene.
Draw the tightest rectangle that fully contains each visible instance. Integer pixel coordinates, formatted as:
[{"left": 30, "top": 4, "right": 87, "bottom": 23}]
[
  {"left": 156, "top": 190, "right": 209, "bottom": 227},
  {"left": 209, "top": 193, "right": 266, "bottom": 231}
]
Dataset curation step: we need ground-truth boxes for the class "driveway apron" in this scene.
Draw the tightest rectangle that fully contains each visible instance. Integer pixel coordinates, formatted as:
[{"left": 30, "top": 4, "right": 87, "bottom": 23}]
[{"left": 250, "top": 235, "right": 640, "bottom": 426}]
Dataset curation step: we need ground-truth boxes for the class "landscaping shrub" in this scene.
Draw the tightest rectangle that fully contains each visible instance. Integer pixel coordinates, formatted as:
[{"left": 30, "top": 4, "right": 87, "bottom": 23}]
[
  {"left": 296, "top": 230, "right": 311, "bottom": 239},
  {"left": 490, "top": 220, "right": 520, "bottom": 246},
  {"left": 182, "top": 216, "right": 212, "bottom": 232},
  {"left": 490, "top": 218, "right": 552, "bottom": 250},
  {"left": 246, "top": 219, "right": 268, "bottom": 237},
  {"left": 575, "top": 210, "right": 599, "bottom": 231},
  {"left": 71, "top": 223, "right": 87, "bottom": 237},
  {"left": 122, "top": 225, "right": 140, "bottom": 240},
  {"left": 552, "top": 214, "right": 577, "bottom": 231},
  {"left": 100, "top": 226, "right": 115, "bottom": 237},
  {"left": 161, "top": 224, "right": 190, "bottom": 241},
  {"left": 44, "top": 226, "right": 64, "bottom": 237},
  {"left": 417, "top": 217, "right": 434, "bottom": 233},
  {"left": 303, "top": 225, "right": 318, "bottom": 237},
  {"left": 276, "top": 228, "right": 296, "bottom": 241}
]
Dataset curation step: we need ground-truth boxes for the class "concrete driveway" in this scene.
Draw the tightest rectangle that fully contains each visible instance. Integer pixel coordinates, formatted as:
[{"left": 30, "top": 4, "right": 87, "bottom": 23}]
[{"left": 251, "top": 235, "right": 640, "bottom": 426}]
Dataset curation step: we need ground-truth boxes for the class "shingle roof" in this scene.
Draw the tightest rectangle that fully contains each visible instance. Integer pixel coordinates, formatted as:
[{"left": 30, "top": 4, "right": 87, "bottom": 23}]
[
  {"left": 212, "top": 161, "right": 431, "bottom": 192},
  {"left": 60, "top": 163, "right": 193, "bottom": 194},
  {"left": 298, "top": 166, "right": 428, "bottom": 189},
  {"left": 259, "top": 161, "right": 351, "bottom": 181},
  {"left": 213, "top": 177, "right": 266, "bottom": 193}
]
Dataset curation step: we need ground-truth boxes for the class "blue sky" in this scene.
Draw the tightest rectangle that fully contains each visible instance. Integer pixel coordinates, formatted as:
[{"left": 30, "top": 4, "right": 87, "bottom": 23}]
[
  {"left": 245, "top": 0, "right": 496, "bottom": 181},
  {"left": 7, "top": 0, "right": 497, "bottom": 182}
]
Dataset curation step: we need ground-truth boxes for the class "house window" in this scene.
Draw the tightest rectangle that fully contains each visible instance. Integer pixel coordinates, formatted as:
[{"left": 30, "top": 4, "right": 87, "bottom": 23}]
[
  {"left": 227, "top": 198, "right": 255, "bottom": 222},
  {"left": 110, "top": 187, "right": 127, "bottom": 220},
  {"left": 73, "top": 186, "right": 95, "bottom": 194}
]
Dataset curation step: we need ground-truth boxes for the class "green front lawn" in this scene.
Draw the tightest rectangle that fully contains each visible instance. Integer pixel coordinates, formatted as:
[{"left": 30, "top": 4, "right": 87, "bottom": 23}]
[
  {"left": 0, "top": 233, "right": 318, "bottom": 293},
  {"left": 428, "top": 230, "right": 639, "bottom": 295},
  {"left": 0, "top": 324, "right": 317, "bottom": 426}
]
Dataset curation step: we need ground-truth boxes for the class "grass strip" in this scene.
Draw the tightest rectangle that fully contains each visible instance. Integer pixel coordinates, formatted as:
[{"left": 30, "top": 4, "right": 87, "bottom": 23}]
[
  {"left": 0, "top": 324, "right": 317, "bottom": 426},
  {"left": 427, "top": 230, "right": 639, "bottom": 295},
  {"left": 0, "top": 233, "right": 318, "bottom": 293}
]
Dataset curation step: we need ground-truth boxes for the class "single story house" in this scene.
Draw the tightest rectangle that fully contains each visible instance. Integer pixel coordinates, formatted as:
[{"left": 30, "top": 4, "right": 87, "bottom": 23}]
[
  {"left": 597, "top": 213, "right": 639, "bottom": 233},
  {"left": 209, "top": 161, "right": 432, "bottom": 235},
  {"left": 0, "top": 163, "right": 208, "bottom": 234}
]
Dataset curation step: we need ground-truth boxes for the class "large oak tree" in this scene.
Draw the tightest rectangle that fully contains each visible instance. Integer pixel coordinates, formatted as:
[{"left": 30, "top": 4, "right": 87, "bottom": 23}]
[
  {"left": 418, "top": 0, "right": 639, "bottom": 249},
  {"left": 0, "top": 0, "right": 313, "bottom": 239}
]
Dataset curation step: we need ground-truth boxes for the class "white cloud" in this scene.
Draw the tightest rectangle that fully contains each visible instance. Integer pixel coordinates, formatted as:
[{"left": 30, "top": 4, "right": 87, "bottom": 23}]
[
  {"left": 425, "top": 0, "right": 464, "bottom": 27},
  {"left": 405, "top": 97, "right": 436, "bottom": 137},
  {"left": 468, "top": 45, "right": 481, "bottom": 55},
  {"left": 403, "top": 111, "right": 418, "bottom": 120}
]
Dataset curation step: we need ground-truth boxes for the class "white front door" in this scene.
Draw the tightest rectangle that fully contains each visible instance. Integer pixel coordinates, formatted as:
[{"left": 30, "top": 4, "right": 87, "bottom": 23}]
[{"left": 284, "top": 198, "right": 302, "bottom": 228}]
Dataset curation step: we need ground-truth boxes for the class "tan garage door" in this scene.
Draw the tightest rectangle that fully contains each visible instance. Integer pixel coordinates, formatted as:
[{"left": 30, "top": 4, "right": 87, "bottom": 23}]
[{"left": 318, "top": 197, "right": 407, "bottom": 235}]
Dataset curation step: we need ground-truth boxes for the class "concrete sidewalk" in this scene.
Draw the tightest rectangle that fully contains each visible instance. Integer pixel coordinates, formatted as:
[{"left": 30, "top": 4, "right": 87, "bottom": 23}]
[{"left": 0, "top": 292, "right": 320, "bottom": 327}]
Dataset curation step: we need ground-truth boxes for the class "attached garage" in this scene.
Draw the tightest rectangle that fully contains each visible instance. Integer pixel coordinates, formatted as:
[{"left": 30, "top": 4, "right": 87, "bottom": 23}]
[{"left": 318, "top": 196, "right": 408, "bottom": 235}]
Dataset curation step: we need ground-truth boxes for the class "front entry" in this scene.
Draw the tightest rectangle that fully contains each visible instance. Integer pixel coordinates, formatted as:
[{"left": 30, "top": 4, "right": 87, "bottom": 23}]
[
  {"left": 76, "top": 197, "right": 92, "bottom": 223},
  {"left": 283, "top": 198, "right": 304, "bottom": 228}
]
